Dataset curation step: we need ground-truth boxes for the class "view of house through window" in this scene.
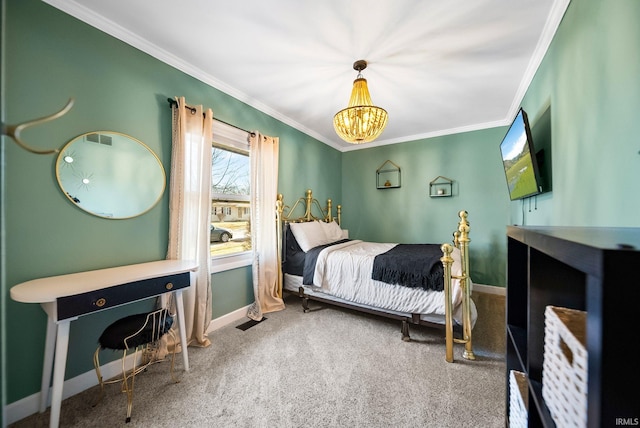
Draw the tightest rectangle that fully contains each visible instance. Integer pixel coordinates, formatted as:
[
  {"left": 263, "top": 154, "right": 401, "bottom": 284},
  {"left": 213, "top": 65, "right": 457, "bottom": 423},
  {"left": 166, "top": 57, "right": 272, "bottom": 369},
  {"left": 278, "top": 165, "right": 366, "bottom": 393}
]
[{"left": 211, "top": 145, "right": 251, "bottom": 257}]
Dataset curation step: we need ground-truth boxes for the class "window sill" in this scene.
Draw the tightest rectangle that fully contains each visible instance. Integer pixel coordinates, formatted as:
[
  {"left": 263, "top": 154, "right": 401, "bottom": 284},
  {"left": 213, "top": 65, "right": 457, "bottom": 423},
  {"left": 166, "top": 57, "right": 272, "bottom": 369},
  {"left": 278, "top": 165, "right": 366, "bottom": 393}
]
[{"left": 210, "top": 251, "right": 253, "bottom": 273}]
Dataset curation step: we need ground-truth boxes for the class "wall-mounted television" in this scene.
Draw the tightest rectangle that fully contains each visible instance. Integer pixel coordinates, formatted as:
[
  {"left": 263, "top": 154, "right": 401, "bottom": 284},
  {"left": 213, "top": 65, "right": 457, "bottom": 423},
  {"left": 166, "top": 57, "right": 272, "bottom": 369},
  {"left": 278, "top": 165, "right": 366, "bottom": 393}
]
[{"left": 499, "top": 108, "right": 543, "bottom": 200}]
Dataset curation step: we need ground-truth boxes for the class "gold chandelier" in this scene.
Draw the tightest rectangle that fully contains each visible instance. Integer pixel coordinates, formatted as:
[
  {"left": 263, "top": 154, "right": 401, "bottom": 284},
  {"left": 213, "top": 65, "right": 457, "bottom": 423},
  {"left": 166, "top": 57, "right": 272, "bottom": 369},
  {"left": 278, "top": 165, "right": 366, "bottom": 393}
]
[{"left": 333, "top": 60, "right": 388, "bottom": 144}]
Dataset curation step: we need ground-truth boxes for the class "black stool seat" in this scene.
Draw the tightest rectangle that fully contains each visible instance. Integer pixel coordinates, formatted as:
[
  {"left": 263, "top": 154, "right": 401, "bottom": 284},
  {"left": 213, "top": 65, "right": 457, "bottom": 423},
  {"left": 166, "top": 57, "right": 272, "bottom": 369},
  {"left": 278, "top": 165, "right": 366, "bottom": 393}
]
[
  {"left": 99, "top": 310, "right": 173, "bottom": 350},
  {"left": 93, "top": 304, "right": 178, "bottom": 423}
]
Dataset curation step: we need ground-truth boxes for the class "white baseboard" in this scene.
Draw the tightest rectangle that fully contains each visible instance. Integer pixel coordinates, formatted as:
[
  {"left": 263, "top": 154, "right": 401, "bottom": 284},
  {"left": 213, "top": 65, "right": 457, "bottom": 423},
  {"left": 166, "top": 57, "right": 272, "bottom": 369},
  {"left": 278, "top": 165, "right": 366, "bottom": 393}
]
[
  {"left": 473, "top": 283, "right": 506, "bottom": 296},
  {"left": 5, "top": 306, "right": 250, "bottom": 425},
  {"left": 206, "top": 304, "right": 251, "bottom": 334},
  {"left": 4, "top": 352, "right": 137, "bottom": 425}
]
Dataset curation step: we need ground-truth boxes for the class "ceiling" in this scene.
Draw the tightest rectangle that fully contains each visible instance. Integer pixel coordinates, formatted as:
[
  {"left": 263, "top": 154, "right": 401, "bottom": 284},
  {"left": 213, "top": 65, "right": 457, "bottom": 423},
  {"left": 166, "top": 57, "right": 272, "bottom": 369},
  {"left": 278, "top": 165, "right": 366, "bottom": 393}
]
[{"left": 43, "top": 0, "right": 569, "bottom": 151}]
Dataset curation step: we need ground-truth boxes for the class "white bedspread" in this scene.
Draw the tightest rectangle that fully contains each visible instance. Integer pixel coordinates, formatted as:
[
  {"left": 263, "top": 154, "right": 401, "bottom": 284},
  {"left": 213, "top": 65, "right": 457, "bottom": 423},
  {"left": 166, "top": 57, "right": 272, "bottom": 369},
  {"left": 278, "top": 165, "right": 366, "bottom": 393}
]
[{"left": 306, "top": 240, "right": 470, "bottom": 321}]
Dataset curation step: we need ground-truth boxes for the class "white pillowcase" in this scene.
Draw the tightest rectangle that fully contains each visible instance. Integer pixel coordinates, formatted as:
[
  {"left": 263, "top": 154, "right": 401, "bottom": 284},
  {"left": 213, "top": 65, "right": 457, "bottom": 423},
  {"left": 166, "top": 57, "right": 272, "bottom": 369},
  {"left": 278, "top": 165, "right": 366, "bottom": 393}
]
[
  {"left": 289, "top": 220, "right": 345, "bottom": 252},
  {"left": 320, "top": 220, "right": 343, "bottom": 242},
  {"left": 289, "top": 221, "right": 328, "bottom": 252}
]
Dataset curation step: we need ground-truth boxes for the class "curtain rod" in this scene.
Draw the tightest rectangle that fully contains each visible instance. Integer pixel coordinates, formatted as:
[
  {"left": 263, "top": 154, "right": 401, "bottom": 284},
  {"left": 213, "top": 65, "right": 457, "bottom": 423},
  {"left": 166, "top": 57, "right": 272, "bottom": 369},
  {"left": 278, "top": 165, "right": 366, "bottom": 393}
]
[{"left": 166, "top": 98, "right": 253, "bottom": 135}]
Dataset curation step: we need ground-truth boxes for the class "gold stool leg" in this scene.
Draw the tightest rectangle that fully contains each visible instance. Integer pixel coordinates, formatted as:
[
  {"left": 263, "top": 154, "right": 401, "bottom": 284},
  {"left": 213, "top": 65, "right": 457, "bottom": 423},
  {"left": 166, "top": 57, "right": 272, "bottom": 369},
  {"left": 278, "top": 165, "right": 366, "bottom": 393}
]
[
  {"left": 120, "top": 348, "right": 138, "bottom": 423},
  {"left": 92, "top": 347, "right": 105, "bottom": 406},
  {"left": 167, "top": 331, "right": 179, "bottom": 383}
]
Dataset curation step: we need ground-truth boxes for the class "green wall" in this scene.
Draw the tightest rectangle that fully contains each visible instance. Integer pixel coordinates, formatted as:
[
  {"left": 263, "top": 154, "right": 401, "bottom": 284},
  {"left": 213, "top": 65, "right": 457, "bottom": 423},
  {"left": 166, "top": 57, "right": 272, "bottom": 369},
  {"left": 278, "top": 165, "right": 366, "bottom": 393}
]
[
  {"left": 1, "top": 0, "right": 339, "bottom": 404},
  {"left": 343, "top": 0, "right": 640, "bottom": 288},
  {"left": 3, "top": 0, "right": 640, "bottom": 411},
  {"left": 342, "top": 128, "right": 510, "bottom": 287},
  {"left": 517, "top": 0, "right": 640, "bottom": 227}
]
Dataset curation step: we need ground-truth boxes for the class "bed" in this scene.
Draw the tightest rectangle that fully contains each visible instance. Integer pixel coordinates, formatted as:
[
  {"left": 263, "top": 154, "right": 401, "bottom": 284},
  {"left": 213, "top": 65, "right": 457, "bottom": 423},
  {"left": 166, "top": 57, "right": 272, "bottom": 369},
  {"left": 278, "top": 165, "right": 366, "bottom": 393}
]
[{"left": 275, "top": 190, "right": 476, "bottom": 362}]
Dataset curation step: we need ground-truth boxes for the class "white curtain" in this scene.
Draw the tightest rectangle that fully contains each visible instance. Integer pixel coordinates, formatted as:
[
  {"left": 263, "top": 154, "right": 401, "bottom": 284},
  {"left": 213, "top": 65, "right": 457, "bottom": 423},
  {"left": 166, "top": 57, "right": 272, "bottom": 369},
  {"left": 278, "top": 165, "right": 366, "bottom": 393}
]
[
  {"left": 247, "top": 132, "right": 285, "bottom": 320},
  {"left": 167, "top": 96, "right": 213, "bottom": 348}
]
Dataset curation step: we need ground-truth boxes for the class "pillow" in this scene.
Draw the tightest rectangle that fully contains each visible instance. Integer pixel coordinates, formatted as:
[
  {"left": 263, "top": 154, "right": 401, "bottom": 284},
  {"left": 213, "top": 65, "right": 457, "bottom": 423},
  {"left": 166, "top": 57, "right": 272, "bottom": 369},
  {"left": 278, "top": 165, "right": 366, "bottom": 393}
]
[
  {"left": 285, "top": 223, "right": 303, "bottom": 254},
  {"left": 288, "top": 221, "right": 328, "bottom": 252},
  {"left": 320, "top": 220, "right": 343, "bottom": 242},
  {"left": 283, "top": 225, "right": 306, "bottom": 276}
]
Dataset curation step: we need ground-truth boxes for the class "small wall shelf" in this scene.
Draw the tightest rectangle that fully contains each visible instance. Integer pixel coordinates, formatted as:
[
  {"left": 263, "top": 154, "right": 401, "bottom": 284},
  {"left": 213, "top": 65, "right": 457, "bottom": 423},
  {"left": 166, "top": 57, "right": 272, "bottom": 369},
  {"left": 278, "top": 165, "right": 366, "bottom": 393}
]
[
  {"left": 429, "top": 176, "right": 453, "bottom": 197},
  {"left": 376, "top": 160, "right": 401, "bottom": 189}
]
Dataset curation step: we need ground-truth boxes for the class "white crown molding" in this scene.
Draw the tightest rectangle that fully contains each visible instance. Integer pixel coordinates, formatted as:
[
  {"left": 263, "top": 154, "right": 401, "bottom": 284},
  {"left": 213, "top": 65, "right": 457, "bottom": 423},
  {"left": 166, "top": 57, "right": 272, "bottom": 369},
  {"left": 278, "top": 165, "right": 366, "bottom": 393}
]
[
  {"left": 506, "top": 0, "right": 572, "bottom": 120},
  {"left": 41, "top": 0, "right": 342, "bottom": 150},
  {"left": 340, "top": 119, "right": 510, "bottom": 152},
  {"left": 346, "top": 0, "right": 571, "bottom": 152},
  {"left": 42, "top": 0, "right": 570, "bottom": 154}
]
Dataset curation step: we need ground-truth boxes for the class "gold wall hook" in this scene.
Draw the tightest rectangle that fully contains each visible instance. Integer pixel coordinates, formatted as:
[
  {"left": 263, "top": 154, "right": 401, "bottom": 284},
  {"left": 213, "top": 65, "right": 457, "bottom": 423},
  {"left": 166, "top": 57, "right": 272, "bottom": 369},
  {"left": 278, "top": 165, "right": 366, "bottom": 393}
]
[{"left": 2, "top": 98, "right": 74, "bottom": 155}]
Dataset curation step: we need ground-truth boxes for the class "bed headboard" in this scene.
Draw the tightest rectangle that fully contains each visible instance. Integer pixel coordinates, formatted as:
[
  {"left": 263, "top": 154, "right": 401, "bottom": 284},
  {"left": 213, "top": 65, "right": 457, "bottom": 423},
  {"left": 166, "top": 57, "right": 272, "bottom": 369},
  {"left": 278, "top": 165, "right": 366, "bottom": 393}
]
[
  {"left": 276, "top": 189, "right": 341, "bottom": 225},
  {"left": 274, "top": 191, "right": 474, "bottom": 363},
  {"left": 275, "top": 189, "right": 342, "bottom": 297}
]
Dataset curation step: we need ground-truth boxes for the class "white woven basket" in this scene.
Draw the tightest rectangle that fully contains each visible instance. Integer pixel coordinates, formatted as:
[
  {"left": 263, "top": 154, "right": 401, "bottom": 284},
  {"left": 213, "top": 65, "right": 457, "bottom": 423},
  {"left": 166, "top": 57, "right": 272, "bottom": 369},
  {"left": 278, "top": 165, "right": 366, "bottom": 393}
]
[
  {"left": 509, "top": 370, "right": 528, "bottom": 428},
  {"left": 542, "top": 305, "right": 588, "bottom": 428}
]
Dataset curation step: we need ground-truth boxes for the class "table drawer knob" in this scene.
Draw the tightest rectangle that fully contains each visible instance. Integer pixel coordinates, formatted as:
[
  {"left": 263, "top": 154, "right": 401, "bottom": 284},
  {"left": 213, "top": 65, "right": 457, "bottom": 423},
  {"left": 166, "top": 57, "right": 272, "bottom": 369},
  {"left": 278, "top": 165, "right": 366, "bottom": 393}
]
[
  {"left": 95, "top": 298, "right": 106, "bottom": 307},
  {"left": 165, "top": 282, "right": 173, "bottom": 290}
]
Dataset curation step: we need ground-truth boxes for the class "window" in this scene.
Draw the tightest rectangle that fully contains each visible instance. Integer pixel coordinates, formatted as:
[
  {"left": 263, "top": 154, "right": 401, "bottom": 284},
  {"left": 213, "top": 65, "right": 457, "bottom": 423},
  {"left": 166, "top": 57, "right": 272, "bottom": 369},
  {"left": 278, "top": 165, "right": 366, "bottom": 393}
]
[{"left": 210, "top": 121, "right": 252, "bottom": 272}]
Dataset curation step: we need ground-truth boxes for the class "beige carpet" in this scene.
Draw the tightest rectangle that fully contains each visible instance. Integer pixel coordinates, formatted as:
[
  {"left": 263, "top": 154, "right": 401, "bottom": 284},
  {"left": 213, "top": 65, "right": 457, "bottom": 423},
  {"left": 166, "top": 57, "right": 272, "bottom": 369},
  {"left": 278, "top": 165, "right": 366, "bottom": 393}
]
[{"left": 10, "top": 291, "right": 506, "bottom": 428}]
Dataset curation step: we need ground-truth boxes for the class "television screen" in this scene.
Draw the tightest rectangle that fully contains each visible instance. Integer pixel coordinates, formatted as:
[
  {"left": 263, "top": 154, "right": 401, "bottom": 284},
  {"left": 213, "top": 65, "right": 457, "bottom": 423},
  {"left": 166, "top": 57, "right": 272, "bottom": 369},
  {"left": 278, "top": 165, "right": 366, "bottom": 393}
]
[{"left": 499, "top": 108, "right": 542, "bottom": 200}]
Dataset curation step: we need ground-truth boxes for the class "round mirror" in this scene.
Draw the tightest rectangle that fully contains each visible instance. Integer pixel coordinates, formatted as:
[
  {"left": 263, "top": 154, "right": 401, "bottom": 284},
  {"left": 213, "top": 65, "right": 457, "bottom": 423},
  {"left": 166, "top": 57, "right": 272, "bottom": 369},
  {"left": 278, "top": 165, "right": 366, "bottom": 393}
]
[{"left": 56, "top": 131, "right": 166, "bottom": 219}]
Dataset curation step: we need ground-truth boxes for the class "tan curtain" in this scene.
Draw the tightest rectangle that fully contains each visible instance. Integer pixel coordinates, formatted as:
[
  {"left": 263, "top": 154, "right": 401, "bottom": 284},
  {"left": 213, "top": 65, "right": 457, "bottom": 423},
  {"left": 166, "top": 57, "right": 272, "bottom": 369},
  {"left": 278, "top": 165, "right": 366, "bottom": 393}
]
[
  {"left": 247, "top": 132, "right": 285, "bottom": 320},
  {"left": 167, "top": 96, "right": 213, "bottom": 348}
]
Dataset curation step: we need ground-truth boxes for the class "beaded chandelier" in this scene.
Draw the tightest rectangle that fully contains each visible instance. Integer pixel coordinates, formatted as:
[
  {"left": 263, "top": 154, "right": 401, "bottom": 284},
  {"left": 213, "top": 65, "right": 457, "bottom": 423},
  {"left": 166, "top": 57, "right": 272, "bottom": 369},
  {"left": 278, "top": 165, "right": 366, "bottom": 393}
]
[{"left": 333, "top": 60, "right": 388, "bottom": 144}]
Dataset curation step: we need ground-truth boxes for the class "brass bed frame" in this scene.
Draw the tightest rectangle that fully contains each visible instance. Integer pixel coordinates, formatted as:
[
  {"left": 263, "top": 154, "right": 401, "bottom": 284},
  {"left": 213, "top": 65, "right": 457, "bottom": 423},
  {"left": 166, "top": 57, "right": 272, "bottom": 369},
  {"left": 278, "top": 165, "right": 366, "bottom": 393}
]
[{"left": 276, "top": 189, "right": 474, "bottom": 362}]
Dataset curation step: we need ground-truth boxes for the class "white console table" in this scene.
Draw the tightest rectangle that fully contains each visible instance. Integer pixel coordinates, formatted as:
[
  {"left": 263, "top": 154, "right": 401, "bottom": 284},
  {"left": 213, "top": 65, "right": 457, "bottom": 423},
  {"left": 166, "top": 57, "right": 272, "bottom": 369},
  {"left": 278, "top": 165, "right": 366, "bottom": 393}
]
[{"left": 10, "top": 259, "right": 198, "bottom": 428}]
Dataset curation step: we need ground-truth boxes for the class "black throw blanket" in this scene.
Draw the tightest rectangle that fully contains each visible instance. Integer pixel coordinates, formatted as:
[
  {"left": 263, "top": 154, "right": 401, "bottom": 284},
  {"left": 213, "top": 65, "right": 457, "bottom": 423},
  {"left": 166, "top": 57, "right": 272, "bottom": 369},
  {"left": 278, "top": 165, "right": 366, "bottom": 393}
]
[{"left": 372, "top": 244, "right": 444, "bottom": 291}]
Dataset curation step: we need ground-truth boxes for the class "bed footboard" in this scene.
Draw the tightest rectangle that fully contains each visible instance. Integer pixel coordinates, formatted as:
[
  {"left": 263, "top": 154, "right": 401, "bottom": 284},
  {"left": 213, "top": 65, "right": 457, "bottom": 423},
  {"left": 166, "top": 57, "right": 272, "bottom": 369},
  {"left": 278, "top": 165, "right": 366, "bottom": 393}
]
[
  {"left": 441, "top": 210, "right": 475, "bottom": 363},
  {"left": 277, "top": 190, "right": 475, "bottom": 363}
]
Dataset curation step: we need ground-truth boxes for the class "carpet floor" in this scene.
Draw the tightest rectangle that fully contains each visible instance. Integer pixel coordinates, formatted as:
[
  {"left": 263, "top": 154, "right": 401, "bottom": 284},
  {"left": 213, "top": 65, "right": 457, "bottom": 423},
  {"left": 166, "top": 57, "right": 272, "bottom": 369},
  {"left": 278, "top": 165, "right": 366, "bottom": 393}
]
[{"left": 10, "top": 292, "right": 506, "bottom": 427}]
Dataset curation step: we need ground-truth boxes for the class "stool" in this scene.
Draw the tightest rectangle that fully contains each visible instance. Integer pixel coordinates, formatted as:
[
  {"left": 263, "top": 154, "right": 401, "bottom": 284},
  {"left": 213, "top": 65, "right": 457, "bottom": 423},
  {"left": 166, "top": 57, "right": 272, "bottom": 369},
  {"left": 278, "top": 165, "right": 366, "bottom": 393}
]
[{"left": 93, "top": 300, "right": 179, "bottom": 423}]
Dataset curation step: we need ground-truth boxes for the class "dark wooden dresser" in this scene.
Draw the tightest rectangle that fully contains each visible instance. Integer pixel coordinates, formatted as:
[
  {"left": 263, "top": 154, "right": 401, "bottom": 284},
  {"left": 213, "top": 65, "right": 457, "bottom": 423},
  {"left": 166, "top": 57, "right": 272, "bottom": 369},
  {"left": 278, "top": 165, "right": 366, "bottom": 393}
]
[{"left": 505, "top": 226, "right": 640, "bottom": 427}]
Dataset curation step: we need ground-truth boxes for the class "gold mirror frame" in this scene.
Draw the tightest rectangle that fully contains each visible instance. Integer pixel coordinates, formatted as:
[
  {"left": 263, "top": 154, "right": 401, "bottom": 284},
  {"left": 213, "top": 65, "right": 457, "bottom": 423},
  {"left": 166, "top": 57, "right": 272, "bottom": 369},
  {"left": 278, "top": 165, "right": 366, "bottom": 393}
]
[{"left": 55, "top": 131, "right": 166, "bottom": 219}]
